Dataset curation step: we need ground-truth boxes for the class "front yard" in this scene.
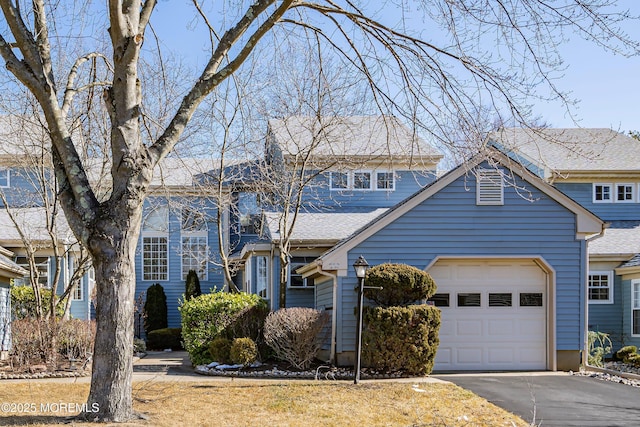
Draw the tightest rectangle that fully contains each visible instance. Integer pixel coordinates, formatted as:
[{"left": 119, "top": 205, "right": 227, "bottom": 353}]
[{"left": 0, "top": 380, "right": 530, "bottom": 426}]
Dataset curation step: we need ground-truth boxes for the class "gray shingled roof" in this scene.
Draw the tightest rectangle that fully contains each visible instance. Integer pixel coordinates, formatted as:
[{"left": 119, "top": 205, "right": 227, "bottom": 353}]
[
  {"left": 619, "top": 253, "right": 640, "bottom": 268},
  {"left": 489, "top": 128, "right": 640, "bottom": 173},
  {"left": 264, "top": 208, "right": 389, "bottom": 243},
  {"left": 0, "top": 207, "right": 74, "bottom": 243},
  {"left": 589, "top": 221, "right": 640, "bottom": 256},
  {"left": 0, "top": 249, "right": 26, "bottom": 277},
  {"left": 268, "top": 116, "right": 442, "bottom": 160}
]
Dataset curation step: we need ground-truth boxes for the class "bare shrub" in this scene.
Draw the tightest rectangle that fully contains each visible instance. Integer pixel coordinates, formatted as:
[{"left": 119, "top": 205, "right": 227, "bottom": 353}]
[
  {"left": 263, "top": 308, "right": 329, "bottom": 370},
  {"left": 10, "top": 318, "right": 95, "bottom": 371}
]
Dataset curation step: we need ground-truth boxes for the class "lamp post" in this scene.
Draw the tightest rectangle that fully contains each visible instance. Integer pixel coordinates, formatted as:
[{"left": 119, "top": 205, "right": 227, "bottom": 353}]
[{"left": 353, "top": 255, "right": 369, "bottom": 384}]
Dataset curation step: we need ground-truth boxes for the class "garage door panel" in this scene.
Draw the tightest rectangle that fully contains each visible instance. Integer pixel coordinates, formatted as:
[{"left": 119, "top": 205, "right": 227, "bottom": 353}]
[{"left": 429, "top": 259, "right": 548, "bottom": 371}]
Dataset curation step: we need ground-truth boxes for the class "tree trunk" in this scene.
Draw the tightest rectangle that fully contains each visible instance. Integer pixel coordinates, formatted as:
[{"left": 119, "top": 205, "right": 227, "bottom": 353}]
[{"left": 82, "top": 218, "right": 140, "bottom": 422}]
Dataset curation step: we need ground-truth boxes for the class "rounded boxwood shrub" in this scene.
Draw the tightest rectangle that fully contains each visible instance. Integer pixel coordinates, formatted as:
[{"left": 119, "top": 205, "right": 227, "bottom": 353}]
[
  {"left": 363, "top": 263, "right": 436, "bottom": 307},
  {"left": 208, "top": 337, "right": 232, "bottom": 364},
  {"left": 616, "top": 345, "right": 638, "bottom": 362},
  {"left": 230, "top": 337, "right": 258, "bottom": 366},
  {"left": 179, "top": 291, "right": 267, "bottom": 366},
  {"left": 361, "top": 305, "right": 441, "bottom": 376}
]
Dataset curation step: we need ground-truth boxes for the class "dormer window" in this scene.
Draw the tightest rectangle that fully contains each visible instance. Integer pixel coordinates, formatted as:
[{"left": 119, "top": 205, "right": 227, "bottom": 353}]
[
  {"left": 330, "top": 170, "right": 394, "bottom": 191},
  {"left": 353, "top": 171, "right": 372, "bottom": 190},
  {"left": 476, "top": 169, "right": 504, "bottom": 205},
  {"left": 616, "top": 184, "right": 635, "bottom": 202},
  {"left": 0, "top": 169, "right": 9, "bottom": 187},
  {"left": 330, "top": 172, "right": 348, "bottom": 190}
]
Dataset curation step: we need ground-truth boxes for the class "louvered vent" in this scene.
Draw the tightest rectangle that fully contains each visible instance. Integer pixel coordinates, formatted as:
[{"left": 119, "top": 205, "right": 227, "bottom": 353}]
[{"left": 476, "top": 169, "right": 504, "bottom": 205}]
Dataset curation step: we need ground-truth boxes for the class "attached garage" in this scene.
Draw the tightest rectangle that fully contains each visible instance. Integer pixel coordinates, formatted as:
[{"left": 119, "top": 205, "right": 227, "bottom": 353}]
[{"left": 427, "top": 258, "right": 555, "bottom": 371}]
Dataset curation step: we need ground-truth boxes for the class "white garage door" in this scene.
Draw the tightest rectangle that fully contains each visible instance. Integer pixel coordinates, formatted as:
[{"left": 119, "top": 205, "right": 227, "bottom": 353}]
[{"left": 428, "top": 259, "right": 548, "bottom": 371}]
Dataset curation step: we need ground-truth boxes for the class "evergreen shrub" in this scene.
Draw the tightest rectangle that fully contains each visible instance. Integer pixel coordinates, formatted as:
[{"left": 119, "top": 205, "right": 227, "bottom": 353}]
[
  {"left": 179, "top": 291, "right": 267, "bottom": 365},
  {"left": 361, "top": 305, "right": 440, "bottom": 376},
  {"left": 144, "top": 283, "right": 168, "bottom": 335},
  {"left": 208, "top": 337, "right": 232, "bottom": 364},
  {"left": 185, "top": 269, "right": 202, "bottom": 300},
  {"left": 363, "top": 263, "right": 436, "bottom": 307},
  {"left": 230, "top": 337, "right": 258, "bottom": 366},
  {"left": 146, "top": 327, "right": 183, "bottom": 350}
]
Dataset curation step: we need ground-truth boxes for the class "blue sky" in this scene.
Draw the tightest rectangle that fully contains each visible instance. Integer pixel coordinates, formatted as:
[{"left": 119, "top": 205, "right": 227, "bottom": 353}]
[{"left": 149, "top": 2, "right": 639, "bottom": 133}]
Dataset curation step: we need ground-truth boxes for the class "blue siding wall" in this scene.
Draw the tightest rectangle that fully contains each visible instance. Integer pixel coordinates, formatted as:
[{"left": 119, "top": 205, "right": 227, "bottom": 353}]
[
  {"left": 135, "top": 197, "right": 225, "bottom": 329},
  {"left": 588, "top": 276, "right": 624, "bottom": 348},
  {"left": 336, "top": 167, "right": 586, "bottom": 354},
  {"left": 0, "top": 283, "right": 9, "bottom": 351},
  {"left": 0, "top": 168, "right": 51, "bottom": 207},
  {"left": 306, "top": 170, "right": 437, "bottom": 209},
  {"left": 556, "top": 182, "right": 639, "bottom": 221}
]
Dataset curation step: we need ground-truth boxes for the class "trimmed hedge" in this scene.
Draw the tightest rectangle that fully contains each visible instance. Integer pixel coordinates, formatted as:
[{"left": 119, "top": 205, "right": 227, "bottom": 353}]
[
  {"left": 362, "top": 305, "right": 440, "bottom": 376},
  {"left": 363, "top": 263, "right": 437, "bottom": 307},
  {"left": 179, "top": 291, "right": 267, "bottom": 365},
  {"left": 146, "top": 327, "right": 183, "bottom": 351},
  {"left": 11, "top": 285, "right": 64, "bottom": 318}
]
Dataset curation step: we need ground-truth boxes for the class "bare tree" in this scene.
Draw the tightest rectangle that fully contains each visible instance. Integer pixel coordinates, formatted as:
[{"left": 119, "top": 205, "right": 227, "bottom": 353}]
[{"left": 0, "top": 0, "right": 637, "bottom": 422}]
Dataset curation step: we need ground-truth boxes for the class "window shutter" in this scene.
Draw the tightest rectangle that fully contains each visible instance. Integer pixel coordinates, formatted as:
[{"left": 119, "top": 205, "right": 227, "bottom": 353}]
[{"left": 476, "top": 169, "right": 504, "bottom": 205}]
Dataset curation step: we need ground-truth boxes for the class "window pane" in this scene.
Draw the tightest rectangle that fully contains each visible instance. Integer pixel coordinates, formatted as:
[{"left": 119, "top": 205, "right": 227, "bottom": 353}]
[
  {"left": 143, "top": 206, "right": 168, "bottom": 232},
  {"left": 588, "top": 273, "right": 610, "bottom": 301},
  {"left": 520, "top": 293, "right": 543, "bottom": 307},
  {"left": 256, "top": 256, "right": 268, "bottom": 298},
  {"left": 429, "top": 293, "right": 449, "bottom": 307},
  {"left": 617, "top": 185, "right": 634, "bottom": 201},
  {"left": 489, "top": 293, "right": 512, "bottom": 307},
  {"left": 143, "top": 236, "right": 168, "bottom": 281},
  {"left": 634, "top": 310, "right": 640, "bottom": 335},
  {"left": 182, "top": 236, "right": 207, "bottom": 280},
  {"left": 376, "top": 171, "right": 394, "bottom": 190},
  {"left": 182, "top": 208, "right": 207, "bottom": 231},
  {"left": 594, "top": 184, "right": 611, "bottom": 201},
  {"left": 457, "top": 293, "right": 481, "bottom": 307},
  {"left": 353, "top": 172, "right": 371, "bottom": 189},
  {"left": 330, "top": 172, "right": 348, "bottom": 189}
]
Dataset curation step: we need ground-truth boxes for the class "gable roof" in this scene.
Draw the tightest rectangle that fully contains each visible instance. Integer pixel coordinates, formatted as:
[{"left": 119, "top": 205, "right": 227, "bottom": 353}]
[
  {"left": 263, "top": 208, "right": 389, "bottom": 244},
  {"left": 317, "top": 150, "right": 604, "bottom": 272},
  {"left": 0, "top": 207, "right": 74, "bottom": 245},
  {"left": 489, "top": 128, "right": 640, "bottom": 179},
  {"left": 267, "top": 116, "right": 443, "bottom": 164},
  {"left": 0, "top": 245, "right": 26, "bottom": 279}
]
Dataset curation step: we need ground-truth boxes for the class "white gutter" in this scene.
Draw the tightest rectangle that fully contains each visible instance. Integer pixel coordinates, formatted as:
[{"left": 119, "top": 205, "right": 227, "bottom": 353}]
[{"left": 582, "top": 224, "right": 608, "bottom": 368}]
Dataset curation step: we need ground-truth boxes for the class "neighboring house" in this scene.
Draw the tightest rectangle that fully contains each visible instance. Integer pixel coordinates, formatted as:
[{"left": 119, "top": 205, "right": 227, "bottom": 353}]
[
  {"left": 227, "top": 116, "right": 443, "bottom": 311},
  {"left": 0, "top": 246, "right": 27, "bottom": 359},
  {"left": 490, "top": 128, "right": 640, "bottom": 351},
  {"left": 297, "top": 151, "right": 603, "bottom": 371}
]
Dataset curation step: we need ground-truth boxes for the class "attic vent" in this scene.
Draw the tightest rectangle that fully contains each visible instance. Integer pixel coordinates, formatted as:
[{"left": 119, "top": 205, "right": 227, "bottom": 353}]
[{"left": 476, "top": 169, "right": 504, "bottom": 205}]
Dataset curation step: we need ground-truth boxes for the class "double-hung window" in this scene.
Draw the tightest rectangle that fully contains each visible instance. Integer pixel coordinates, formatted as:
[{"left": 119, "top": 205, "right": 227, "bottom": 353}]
[
  {"left": 330, "top": 170, "right": 393, "bottom": 191},
  {"left": 14, "top": 256, "right": 50, "bottom": 288},
  {"left": 588, "top": 271, "right": 613, "bottom": 304},
  {"left": 353, "top": 171, "right": 372, "bottom": 190},
  {"left": 0, "top": 169, "right": 9, "bottom": 187},
  {"left": 181, "top": 207, "right": 208, "bottom": 280},
  {"left": 330, "top": 171, "right": 349, "bottom": 190},
  {"left": 142, "top": 205, "right": 169, "bottom": 281},
  {"left": 632, "top": 280, "right": 640, "bottom": 336}
]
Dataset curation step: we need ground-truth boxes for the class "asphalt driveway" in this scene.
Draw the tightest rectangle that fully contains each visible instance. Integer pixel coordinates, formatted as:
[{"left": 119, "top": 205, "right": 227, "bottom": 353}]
[{"left": 433, "top": 373, "right": 640, "bottom": 427}]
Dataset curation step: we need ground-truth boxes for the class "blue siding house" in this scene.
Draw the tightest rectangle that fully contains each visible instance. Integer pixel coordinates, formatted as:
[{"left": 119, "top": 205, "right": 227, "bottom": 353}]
[
  {"left": 490, "top": 127, "right": 640, "bottom": 352},
  {"left": 297, "top": 152, "right": 602, "bottom": 371}
]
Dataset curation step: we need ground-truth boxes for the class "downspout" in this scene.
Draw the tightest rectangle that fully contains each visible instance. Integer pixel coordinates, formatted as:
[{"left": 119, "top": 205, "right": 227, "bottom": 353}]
[
  {"left": 315, "top": 268, "right": 338, "bottom": 365},
  {"left": 582, "top": 224, "right": 608, "bottom": 368}
]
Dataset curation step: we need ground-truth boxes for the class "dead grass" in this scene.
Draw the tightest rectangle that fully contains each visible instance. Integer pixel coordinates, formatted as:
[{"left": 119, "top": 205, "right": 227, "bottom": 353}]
[{"left": 0, "top": 380, "right": 530, "bottom": 426}]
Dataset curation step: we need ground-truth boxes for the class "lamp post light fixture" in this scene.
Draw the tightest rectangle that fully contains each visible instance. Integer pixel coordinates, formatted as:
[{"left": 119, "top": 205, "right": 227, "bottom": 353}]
[{"left": 353, "top": 255, "right": 369, "bottom": 384}]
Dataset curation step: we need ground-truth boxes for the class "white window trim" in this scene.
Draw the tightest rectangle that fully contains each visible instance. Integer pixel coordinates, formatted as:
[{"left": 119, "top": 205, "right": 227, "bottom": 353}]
[
  {"left": 374, "top": 170, "right": 395, "bottom": 191},
  {"left": 256, "top": 256, "right": 269, "bottom": 299},
  {"left": 330, "top": 171, "right": 350, "bottom": 190},
  {"left": 632, "top": 280, "right": 640, "bottom": 337},
  {"left": 0, "top": 169, "right": 9, "bottom": 188},
  {"left": 142, "top": 235, "right": 169, "bottom": 281},
  {"left": 181, "top": 235, "right": 209, "bottom": 281},
  {"left": 476, "top": 169, "right": 504, "bottom": 206},
  {"left": 180, "top": 208, "right": 208, "bottom": 281},
  {"left": 287, "top": 262, "right": 312, "bottom": 288},
  {"left": 592, "top": 183, "right": 613, "bottom": 203},
  {"left": 588, "top": 271, "right": 614, "bottom": 304},
  {"left": 615, "top": 183, "right": 636, "bottom": 203}
]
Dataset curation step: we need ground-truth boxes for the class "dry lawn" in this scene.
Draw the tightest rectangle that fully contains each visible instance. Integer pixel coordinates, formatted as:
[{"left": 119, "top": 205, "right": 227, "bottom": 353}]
[{"left": 0, "top": 380, "right": 531, "bottom": 426}]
